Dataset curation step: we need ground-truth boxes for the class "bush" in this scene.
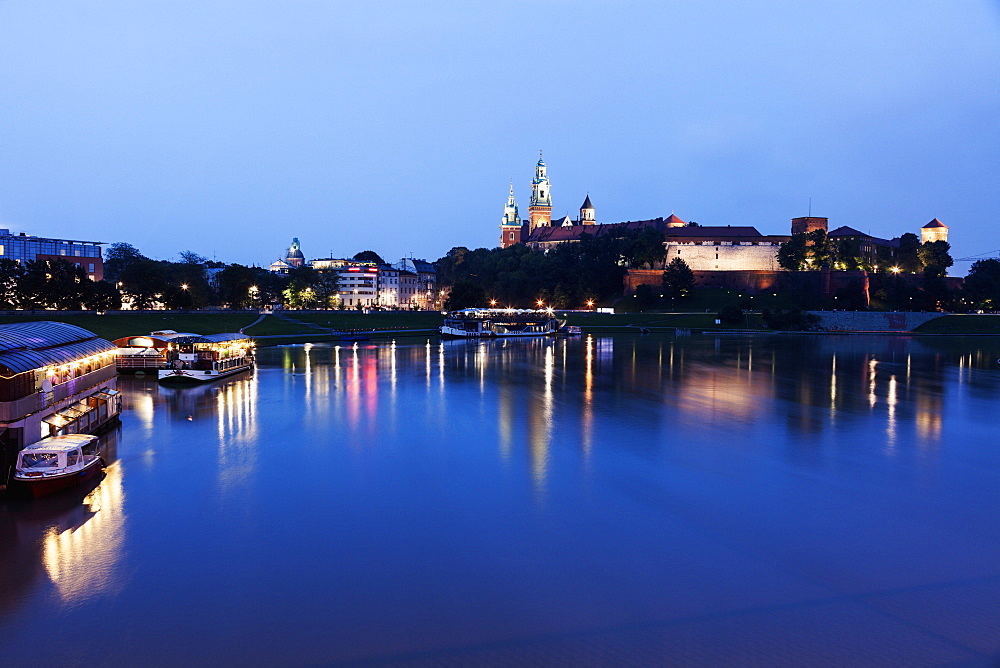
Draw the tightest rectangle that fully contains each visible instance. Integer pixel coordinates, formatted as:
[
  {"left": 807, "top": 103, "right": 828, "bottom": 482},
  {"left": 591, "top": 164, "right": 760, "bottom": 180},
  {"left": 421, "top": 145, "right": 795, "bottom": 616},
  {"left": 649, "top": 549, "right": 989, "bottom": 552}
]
[
  {"left": 761, "top": 308, "right": 821, "bottom": 331},
  {"left": 718, "top": 303, "right": 743, "bottom": 324}
]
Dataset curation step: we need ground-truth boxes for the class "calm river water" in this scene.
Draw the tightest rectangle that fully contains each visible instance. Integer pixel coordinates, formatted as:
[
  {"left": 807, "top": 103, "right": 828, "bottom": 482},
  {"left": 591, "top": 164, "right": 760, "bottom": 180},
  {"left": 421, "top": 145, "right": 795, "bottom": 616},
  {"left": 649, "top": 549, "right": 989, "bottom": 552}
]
[{"left": 2, "top": 334, "right": 999, "bottom": 666}]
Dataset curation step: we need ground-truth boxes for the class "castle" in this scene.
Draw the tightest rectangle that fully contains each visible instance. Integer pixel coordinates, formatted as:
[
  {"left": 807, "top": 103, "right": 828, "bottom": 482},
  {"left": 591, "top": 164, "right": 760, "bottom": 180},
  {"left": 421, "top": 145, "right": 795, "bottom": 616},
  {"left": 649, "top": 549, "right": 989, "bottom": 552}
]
[{"left": 499, "top": 156, "right": 949, "bottom": 273}]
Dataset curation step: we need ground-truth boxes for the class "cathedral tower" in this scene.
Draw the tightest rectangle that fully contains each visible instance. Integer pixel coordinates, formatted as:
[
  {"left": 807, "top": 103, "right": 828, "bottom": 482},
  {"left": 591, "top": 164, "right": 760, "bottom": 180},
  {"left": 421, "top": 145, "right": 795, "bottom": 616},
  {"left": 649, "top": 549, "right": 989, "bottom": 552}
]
[
  {"left": 528, "top": 153, "right": 552, "bottom": 232},
  {"left": 500, "top": 183, "right": 522, "bottom": 249},
  {"left": 579, "top": 194, "right": 595, "bottom": 225}
]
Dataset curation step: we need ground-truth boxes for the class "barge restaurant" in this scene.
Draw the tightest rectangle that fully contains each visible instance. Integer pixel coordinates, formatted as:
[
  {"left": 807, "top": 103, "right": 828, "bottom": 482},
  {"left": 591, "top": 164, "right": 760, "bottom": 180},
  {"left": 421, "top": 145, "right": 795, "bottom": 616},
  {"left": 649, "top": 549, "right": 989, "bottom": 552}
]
[{"left": 0, "top": 321, "right": 121, "bottom": 491}]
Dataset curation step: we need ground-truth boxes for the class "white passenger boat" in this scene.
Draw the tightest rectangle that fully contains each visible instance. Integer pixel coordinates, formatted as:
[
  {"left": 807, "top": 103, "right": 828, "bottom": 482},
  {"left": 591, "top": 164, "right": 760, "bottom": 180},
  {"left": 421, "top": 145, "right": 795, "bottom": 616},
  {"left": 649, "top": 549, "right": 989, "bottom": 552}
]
[
  {"left": 158, "top": 333, "right": 255, "bottom": 383},
  {"left": 13, "top": 434, "right": 103, "bottom": 498},
  {"left": 440, "top": 308, "right": 564, "bottom": 338}
]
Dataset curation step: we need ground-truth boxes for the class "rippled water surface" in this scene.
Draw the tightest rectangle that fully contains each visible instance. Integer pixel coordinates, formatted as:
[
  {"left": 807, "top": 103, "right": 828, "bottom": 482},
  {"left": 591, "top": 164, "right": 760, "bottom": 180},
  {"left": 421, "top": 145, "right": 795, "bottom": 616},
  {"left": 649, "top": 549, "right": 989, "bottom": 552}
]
[{"left": 2, "top": 334, "right": 999, "bottom": 665}]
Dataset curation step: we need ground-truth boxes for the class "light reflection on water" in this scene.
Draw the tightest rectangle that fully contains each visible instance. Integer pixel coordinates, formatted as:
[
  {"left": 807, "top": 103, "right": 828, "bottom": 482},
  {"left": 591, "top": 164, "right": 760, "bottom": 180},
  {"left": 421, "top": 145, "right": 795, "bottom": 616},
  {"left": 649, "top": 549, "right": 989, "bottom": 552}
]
[{"left": 1, "top": 333, "right": 1000, "bottom": 665}]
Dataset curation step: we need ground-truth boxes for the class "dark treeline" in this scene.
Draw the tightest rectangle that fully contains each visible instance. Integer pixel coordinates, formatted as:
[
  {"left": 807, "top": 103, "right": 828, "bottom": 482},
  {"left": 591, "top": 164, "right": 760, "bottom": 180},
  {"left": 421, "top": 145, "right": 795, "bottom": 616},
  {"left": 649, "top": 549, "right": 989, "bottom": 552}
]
[
  {"left": 1, "top": 242, "right": 351, "bottom": 311},
  {"left": 435, "top": 228, "right": 666, "bottom": 309}
]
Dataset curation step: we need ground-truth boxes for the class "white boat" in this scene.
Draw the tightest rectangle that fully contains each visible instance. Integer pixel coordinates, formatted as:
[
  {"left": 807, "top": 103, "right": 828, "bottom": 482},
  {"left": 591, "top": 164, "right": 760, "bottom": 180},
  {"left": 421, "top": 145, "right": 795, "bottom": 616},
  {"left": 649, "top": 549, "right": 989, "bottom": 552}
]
[
  {"left": 158, "top": 333, "right": 255, "bottom": 383},
  {"left": 440, "top": 308, "right": 564, "bottom": 338},
  {"left": 13, "top": 434, "right": 104, "bottom": 498}
]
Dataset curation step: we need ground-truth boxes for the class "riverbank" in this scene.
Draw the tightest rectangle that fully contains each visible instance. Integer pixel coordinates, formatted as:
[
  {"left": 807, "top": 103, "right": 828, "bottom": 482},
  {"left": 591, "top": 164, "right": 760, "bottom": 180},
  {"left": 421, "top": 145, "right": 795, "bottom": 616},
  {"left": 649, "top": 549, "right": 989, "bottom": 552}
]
[{"left": 1, "top": 310, "right": 998, "bottom": 342}]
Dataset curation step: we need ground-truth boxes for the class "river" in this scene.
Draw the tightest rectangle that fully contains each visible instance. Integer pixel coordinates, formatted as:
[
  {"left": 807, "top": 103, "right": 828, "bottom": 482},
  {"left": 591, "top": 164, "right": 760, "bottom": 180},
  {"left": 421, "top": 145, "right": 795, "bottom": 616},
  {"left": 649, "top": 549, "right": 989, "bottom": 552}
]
[{"left": 2, "top": 334, "right": 999, "bottom": 665}]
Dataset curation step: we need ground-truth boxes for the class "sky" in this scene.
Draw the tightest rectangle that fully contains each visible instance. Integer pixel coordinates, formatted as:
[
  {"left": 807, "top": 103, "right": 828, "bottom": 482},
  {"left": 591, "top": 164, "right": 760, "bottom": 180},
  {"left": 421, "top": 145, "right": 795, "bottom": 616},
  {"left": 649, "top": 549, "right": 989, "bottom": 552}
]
[{"left": 1, "top": 1, "right": 998, "bottom": 270}]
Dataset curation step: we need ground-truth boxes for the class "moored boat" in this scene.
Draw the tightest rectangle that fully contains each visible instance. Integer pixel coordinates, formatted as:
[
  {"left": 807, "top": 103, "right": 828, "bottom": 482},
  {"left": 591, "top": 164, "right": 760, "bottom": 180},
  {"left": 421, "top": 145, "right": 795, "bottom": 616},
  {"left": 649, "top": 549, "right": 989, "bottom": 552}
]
[
  {"left": 13, "top": 434, "right": 104, "bottom": 498},
  {"left": 440, "top": 308, "right": 564, "bottom": 338},
  {"left": 158, "top": 333, "right": 255, "bottom": 383}
]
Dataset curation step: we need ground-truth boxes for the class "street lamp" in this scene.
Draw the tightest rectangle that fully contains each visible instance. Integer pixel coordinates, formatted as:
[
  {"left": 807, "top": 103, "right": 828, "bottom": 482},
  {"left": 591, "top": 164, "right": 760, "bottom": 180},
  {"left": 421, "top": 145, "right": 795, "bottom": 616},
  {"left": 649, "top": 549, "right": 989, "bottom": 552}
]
[
  {"left": 181, "top": 284, "right": 188, "bottom": 290},
  {"left": 490, "top": 299, "right": 497, "bottom": 307},
  {"left": 586, "top": 300, "right": 594, "bottom": 309},
  {"left": 891, "top": 266, "right": 901, "bottom": 274},
  {"left": 536, "top": 300, "right": 544, "bottom": 308}
]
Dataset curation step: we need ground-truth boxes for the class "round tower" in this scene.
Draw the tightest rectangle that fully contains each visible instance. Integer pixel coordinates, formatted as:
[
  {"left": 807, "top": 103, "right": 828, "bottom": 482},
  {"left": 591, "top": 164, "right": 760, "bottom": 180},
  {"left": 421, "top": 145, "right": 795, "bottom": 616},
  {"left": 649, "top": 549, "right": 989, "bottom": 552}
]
[{"left": 921, "top": 218, "right": 948, "bottom": 244}]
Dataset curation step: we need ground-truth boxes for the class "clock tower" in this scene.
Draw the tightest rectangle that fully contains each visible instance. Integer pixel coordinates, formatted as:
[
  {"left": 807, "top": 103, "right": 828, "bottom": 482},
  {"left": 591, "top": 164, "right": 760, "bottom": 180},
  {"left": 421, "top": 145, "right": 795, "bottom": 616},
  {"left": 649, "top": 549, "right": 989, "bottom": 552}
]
[{"left": 528, "top": 153, "right": 552, "bottom": 232}]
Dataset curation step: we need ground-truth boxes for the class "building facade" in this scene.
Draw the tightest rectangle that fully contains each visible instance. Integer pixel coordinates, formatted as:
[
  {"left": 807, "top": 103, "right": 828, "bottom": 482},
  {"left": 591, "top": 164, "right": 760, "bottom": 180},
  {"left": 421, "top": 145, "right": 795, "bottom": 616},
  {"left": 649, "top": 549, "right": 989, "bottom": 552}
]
[{"left": 0, "top": 229, "right": 104, "bottom": 281}]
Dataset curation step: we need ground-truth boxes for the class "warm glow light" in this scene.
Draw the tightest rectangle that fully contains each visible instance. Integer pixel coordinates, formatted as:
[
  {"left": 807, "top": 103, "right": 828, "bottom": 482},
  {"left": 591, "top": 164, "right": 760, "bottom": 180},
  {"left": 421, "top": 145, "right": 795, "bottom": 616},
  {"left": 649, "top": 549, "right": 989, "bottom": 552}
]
[
  {"left": 490, "top": 299, "right": 497, "bottom": 306},
  {"left": 181, "top": 284, "right": 188, "bottom": 290},
  {"left": 891, "top": 266, "right": 901, "bottom": 273},
  {"left": 536, "top": 300, "right": 544, "bottom": 307}
]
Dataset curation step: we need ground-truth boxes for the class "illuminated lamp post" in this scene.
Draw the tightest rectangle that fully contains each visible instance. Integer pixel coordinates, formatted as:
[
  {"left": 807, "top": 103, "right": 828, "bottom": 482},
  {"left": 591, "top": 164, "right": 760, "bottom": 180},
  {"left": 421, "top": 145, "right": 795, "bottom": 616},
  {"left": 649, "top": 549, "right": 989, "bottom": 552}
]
[{"left": 586, "top": 300, "right": 594, "bottom": 310}]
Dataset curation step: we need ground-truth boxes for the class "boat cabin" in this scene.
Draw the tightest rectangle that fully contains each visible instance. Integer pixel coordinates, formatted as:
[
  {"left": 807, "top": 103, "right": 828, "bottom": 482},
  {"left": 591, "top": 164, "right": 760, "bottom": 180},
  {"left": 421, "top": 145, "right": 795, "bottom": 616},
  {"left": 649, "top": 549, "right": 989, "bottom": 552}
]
[{"left": 16, "top": 435, "right": 99, "bottom": 478}]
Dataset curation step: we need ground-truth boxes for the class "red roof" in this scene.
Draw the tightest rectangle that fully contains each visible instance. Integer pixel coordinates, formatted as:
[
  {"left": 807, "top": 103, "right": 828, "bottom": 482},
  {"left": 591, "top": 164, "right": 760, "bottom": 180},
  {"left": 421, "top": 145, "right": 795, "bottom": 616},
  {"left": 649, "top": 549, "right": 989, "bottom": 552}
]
[{"left": 922, "top": 218, "right": 947, "bottom": 229}]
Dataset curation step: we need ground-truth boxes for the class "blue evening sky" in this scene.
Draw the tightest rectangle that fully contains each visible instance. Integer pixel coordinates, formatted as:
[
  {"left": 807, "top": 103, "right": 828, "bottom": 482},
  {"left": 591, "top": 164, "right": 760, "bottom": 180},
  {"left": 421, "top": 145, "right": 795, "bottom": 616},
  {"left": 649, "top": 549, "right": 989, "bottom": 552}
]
[{"left": 1, "top": 1, "right": 997, "bottom": 269}]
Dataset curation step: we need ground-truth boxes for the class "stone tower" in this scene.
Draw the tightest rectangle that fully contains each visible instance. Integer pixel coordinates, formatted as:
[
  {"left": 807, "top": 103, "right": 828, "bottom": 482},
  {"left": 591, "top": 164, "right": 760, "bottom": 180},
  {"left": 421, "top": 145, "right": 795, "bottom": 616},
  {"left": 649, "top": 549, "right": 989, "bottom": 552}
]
[
  {"left": 500, "top": 183, "right": 522, "bottom": 249},
  {"left": 579, "top": 194, "right": 595, "bottom": 225},
  {"left": 921, "top": 218, "right": 948, "bottom": 244},
  {"left": 528, "top": 153, "right": 552, "bottom": 232},
  {"left": 791, "top": 217, "right": 829, "bottom": 236}
]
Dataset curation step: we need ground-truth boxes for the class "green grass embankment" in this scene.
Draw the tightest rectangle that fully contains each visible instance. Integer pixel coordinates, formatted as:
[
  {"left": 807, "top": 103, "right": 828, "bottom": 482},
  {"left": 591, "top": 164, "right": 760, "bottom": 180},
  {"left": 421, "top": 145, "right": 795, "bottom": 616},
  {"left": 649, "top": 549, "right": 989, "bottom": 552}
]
[
  {"left": 0, "top": 311, "right": 444, "bottom": 344},
  {"left": 0, "top": 313, "right": 262, "bottom": 342},
  {"left": 562, "top": 311, "right": 765, "bottom": 331},
  {"left": 912, "top": 314, "right": 1000, "bottom": 335}
]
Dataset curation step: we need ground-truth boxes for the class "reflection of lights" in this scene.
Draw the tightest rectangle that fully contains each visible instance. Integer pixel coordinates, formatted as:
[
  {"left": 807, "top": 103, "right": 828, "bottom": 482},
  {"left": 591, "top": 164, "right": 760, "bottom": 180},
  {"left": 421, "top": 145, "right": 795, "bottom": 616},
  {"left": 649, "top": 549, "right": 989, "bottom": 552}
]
[
  {"left": 43, "top": 462, "right": 127, "bottom": 603},
  {"left": 886, "top": 374, "right": 897, "bottom": 448},
  {"left": 868, "top": 358, "right": 878, "bottom": 408}
]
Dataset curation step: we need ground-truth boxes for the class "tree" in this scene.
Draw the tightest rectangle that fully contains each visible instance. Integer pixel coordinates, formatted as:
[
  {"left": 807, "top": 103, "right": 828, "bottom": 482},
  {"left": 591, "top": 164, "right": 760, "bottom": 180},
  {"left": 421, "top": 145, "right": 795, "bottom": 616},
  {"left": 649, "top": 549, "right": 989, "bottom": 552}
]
[
  {"left": 0, "top": 258, "right": 24, "bottom": 309},
  {"left": 83, "top": 280, "right": 122, "bottom": 310},
  {"left": 918, "top": 240, "right": 953, "bottom": 277},
  {"left": 103, "top": 242, "right": 147, "bottom": 283},
  {"left": 807, "top": 229, "right": 835, "bottom": 267},
  {"left": 178, "top": 250, "right": 208, "bottom": 265},
  {"left": 835, "top": 238, "right": 865, "bottom": 271},
  {"left": 777, "top": 234, "right": 809, "bottom": 270},
  {"left": 353, "top": 250, "right": 385, "bottom": 265},
  {"left": 312, "top": 270, "right": 341, "bottom": 308},
  {"left": 623, "top": 227, "right": 666, "bottom": 269},
  {"left": 896, "top": 233, "right": 922, "bottom": 273},
  {"left": 662, "top": 257, "right": 695, "bottom": 301},
  {"left": 216, "top": 264, "right": 257, "bottom": 308},
  {"left": 443, "top": 280, "right": 486, "bottom": 310},
  {"left": 963, "top": 258, "right": 1000, "bottom": 309},
  {"left": 19, "top": 258, "right": 88, "bottom": 309},
  {"left": 119, "top": 259, "right": 169, "bottom": 309}
]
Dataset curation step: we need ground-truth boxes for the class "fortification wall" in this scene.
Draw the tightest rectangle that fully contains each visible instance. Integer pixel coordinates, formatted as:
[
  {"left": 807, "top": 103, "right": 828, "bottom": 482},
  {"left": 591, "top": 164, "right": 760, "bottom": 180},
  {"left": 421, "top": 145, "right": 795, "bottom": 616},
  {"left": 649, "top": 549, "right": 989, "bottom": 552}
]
[
  {"left": 808, "top": 311, "right": 945, "bottom": 331},
  {"left": 666, "top": 243, "right": 780, "bottom": 271}
]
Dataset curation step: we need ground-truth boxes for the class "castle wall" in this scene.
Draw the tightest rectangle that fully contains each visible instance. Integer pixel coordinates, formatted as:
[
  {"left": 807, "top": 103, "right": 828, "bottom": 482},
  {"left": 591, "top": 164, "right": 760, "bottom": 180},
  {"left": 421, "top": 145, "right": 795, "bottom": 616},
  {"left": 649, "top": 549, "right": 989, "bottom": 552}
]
[{"left": 666, "top": 243, "right": 780, "bottom": 271}]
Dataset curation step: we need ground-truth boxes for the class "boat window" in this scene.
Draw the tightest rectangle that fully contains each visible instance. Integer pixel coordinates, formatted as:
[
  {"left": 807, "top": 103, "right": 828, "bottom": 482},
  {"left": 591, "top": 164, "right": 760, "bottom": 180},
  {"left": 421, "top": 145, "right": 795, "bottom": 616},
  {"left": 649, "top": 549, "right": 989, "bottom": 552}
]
[
  {"left": 20, "top": 452, "right": 61, "bottom": 468},
  {"left": 66, "top": 451, "right": 79, "bottom": 467}
]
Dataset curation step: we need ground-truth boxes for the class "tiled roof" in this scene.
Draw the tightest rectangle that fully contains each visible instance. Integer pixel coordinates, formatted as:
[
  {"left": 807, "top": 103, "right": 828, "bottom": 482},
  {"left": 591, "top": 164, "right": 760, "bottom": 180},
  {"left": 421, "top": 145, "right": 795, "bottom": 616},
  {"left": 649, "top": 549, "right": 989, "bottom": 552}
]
[
  {"left": 828, "top": 226, "right": 867, "bottom": 237},
  {"left": 923, "top": 218, "right": 947, "bottom": 228},
  {"left": 525, "top": 217, "right": 765, "bottom": 244}
]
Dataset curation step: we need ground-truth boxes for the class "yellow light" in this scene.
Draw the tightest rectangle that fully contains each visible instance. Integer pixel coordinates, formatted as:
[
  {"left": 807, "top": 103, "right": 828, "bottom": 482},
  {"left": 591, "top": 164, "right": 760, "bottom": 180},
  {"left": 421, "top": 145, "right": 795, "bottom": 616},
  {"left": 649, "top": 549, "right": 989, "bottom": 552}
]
[
  {"left": 181, "top": 284, "right": 188, "bottom": 290},
  {"left": 536, "top": 300, "right": 544, "bottom": 307},
  {"left": 891, "top": 266, "right": 901, "bottom": 273}
]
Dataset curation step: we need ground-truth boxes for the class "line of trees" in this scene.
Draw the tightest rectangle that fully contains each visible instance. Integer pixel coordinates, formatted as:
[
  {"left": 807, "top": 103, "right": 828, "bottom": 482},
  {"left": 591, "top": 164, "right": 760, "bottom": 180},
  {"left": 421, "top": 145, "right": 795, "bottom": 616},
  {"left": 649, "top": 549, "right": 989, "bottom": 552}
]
[
  {"left": 777, "top": 230, "right": 953, "bottom": 276},
  {"left": 0, "top": 242, "right": 354, "bottom": 311},
  {"left": 436, "top": 228, "right": 666, "bottom": 310}
]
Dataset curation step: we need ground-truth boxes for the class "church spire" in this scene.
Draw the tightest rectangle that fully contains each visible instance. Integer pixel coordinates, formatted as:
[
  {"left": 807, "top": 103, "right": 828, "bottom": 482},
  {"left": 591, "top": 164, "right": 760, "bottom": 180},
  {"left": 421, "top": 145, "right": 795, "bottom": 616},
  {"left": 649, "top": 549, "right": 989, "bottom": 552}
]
[{"left": 501, "top": 182, "right": 520, "bottom": 227}]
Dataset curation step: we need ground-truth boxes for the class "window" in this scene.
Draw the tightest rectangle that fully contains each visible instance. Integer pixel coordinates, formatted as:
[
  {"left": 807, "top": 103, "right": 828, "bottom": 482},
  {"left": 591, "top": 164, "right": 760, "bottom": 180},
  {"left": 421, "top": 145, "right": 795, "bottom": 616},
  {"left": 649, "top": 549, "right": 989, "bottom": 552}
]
[{"left": 88, "top": 263, "right": 95, "bottom": 272}]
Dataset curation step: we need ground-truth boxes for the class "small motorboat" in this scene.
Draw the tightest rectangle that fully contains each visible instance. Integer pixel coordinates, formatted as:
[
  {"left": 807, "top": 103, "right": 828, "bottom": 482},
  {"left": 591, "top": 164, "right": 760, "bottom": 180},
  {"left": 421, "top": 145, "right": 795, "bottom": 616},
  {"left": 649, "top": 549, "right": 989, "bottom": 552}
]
[
  {"left": 558, "top": 325, "right": 583, "bottom": 336},
  {"left": 13, "top": 434, "right": 104, "bottom": 498}
]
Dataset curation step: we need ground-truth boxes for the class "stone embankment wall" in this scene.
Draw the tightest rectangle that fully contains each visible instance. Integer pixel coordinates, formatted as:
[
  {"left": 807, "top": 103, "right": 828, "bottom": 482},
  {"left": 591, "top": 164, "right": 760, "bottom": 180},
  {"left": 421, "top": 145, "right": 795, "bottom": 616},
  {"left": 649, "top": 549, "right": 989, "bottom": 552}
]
[{"left": 808, "top": 311, "right": 945, "bottom": 331}]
